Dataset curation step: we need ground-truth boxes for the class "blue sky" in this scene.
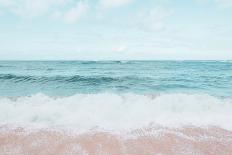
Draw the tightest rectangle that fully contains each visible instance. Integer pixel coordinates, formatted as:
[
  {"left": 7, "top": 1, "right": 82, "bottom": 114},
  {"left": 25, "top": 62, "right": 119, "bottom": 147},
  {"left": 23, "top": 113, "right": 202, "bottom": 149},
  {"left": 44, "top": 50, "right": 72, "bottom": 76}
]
[{"left": 0, "top": 0, "right": 232, "bottom": 60}]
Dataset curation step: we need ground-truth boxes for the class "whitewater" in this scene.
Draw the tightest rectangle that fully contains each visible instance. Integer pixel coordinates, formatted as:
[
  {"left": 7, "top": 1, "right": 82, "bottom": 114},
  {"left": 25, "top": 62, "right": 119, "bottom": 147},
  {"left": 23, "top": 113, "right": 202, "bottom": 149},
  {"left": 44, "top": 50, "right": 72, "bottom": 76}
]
[{"left": 0, "top": 93, "right": 232, "bottom": 131}]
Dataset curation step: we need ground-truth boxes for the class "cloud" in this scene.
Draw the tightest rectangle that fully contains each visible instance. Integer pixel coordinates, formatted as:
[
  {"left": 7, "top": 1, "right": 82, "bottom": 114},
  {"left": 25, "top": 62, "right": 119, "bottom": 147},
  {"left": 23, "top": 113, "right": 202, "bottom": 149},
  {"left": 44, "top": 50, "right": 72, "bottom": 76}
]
[
  {"left": 0, "top": 0, "right": 67, "bottom": 17},
  {"left": 100, "top": 0, "right": 133, "bottom": 9},
  {"left": 64, "top": 1, "right": 88, "bottom": 23},
  {"left": 0, "top": 0, "right": 88, "bottom": 21},
  {"left": 114, "top": 45, "right": 127, "bottom": 52},
  {"left": 195, "top": 0, "right": 232, "bottom": 8},
  {"left": 215, "top": 0, "right": 232, "bottom": 8},
  {"left": 136, "top": 7, "right": 172, "bottom": 32}
]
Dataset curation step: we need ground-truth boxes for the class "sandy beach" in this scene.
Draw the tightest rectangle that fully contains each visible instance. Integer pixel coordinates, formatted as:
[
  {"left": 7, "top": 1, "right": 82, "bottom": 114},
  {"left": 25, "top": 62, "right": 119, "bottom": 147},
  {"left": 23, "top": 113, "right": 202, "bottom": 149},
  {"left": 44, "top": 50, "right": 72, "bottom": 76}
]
[{"left": 1, "top": 126, "right": 232, "bottom": 155}]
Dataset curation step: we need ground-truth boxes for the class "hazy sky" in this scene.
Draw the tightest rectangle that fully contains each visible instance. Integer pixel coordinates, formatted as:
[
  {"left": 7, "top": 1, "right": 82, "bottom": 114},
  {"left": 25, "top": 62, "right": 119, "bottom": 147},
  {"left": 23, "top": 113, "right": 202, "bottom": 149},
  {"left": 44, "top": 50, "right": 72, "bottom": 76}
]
[{"left": 0, "top": 0, "right": 232, "bottom": 60}]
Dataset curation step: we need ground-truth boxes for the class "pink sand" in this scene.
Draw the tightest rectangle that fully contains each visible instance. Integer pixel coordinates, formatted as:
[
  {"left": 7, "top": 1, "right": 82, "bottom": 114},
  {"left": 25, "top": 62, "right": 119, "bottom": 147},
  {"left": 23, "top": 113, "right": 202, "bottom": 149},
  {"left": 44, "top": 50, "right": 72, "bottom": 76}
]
[{"left": 1, "top": 126, "right": 232, "bottom": 155}]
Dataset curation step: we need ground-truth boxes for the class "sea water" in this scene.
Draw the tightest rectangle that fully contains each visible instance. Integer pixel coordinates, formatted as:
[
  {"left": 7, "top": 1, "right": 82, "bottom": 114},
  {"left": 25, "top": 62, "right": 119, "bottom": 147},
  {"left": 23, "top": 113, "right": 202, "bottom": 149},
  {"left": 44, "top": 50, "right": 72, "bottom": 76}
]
[{"left": 0, "top": 60, "right": 232, "bottom": 130}]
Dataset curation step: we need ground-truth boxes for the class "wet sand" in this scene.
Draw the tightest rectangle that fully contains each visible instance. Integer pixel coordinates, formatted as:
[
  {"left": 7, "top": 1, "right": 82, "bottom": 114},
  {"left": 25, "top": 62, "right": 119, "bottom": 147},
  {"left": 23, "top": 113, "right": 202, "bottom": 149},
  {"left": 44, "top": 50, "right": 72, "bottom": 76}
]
[{"left": 0, "top": 126, "right": 232, "bottom": 155}]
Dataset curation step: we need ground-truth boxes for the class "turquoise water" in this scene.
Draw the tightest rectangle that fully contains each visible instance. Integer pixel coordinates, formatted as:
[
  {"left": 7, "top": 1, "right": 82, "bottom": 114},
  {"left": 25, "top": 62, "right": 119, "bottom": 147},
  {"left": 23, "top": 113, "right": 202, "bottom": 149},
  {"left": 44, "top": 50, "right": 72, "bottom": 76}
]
[
  {"left": 0, "top": 61, "right": 231, "bottom": 97},
  {"left": 1, "top": 60, "right": 232, "bottom": 129}
]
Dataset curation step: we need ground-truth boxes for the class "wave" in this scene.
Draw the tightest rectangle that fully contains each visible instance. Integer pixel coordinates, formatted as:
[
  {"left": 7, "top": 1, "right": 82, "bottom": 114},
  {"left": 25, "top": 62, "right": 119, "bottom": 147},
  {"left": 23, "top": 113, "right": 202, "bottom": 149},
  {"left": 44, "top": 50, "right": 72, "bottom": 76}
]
[
  {"left": 78, "top": 61, "right": 131, "bottom": 65},
  {"left": 0, "top": 93, "right": 231, "bottom": 131},
  {"left": 0, "top": 74, "right": 127, "bottom": 83},
  {"left": 0, "top": 65, "right": 13, "bottom": 68}
]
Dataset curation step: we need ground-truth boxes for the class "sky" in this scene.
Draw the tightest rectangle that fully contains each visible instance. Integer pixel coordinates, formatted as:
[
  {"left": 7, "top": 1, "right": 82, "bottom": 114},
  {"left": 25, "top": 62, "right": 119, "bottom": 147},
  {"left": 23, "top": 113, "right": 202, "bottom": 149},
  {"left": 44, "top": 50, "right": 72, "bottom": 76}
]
[{"left": 0, "top": 0, "right": 232, "bottom": 60}]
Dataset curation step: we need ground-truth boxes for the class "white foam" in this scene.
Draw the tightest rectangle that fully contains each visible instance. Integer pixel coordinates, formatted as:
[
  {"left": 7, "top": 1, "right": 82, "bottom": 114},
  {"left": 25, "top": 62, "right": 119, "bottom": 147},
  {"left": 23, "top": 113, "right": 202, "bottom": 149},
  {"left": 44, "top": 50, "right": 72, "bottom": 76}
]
[{"left": 0, "top": 93, "right": 232, "bottom": 131}]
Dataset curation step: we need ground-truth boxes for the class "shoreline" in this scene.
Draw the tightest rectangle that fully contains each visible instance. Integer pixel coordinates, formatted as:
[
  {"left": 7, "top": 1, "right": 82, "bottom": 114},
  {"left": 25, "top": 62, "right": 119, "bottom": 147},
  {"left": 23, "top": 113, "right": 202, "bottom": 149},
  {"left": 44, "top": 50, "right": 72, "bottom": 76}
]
[{"left": 1, "top": 126, "right": 232, "bottom": 155}]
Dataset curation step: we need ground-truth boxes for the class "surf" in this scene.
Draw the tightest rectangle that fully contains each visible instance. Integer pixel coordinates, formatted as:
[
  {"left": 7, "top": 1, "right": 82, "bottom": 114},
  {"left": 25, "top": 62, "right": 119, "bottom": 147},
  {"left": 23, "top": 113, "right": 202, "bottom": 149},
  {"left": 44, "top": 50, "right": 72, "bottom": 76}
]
[{"left": 0, "top": 93, "right": 231, "bottom": 131}]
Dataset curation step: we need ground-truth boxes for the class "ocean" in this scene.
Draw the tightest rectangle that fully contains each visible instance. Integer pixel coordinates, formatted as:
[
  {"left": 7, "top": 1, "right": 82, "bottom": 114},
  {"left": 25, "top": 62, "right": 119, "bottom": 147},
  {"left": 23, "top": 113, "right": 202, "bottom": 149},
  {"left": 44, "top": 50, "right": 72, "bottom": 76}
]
[
  {"left": 1, "top": 60, "right": 232, "bottom": 97},
  {"left": 0, "top": 60, "right": 232, "bottom": 154}
]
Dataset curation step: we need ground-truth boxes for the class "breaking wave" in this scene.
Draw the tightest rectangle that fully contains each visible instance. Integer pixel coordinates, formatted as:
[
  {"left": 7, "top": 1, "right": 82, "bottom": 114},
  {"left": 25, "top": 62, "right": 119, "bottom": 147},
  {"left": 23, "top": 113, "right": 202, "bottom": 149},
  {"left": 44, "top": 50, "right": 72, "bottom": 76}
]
[{"left": 0, "top": 93, "right": 231, "bottom": 131}]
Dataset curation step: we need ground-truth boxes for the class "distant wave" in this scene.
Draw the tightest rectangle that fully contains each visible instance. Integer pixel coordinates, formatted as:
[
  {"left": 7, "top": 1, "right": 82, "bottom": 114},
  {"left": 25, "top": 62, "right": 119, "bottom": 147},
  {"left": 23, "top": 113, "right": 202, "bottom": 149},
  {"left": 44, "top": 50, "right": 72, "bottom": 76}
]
[
  {"left": 0, "top": 74, "right": 196, "bottom": 84},
  {"left": 76, "top": 61, "right": 126, "bottom": 64},
  {"left": 0, "top": 74, "right": 199, "bottom": 90},
  {"left": 0, "top": 65, "right": 13, "bottom": 68},
  {"left": 0, "top": 93, "right": 231, "bottom": 130},
  {"left": 0, "top": 74, "right": 131, "bottom": 83}
]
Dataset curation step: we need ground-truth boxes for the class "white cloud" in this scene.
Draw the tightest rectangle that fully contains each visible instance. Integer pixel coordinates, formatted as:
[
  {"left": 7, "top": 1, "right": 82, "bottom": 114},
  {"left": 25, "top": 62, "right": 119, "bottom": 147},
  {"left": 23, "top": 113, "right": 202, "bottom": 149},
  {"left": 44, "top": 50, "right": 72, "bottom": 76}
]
[
  {"left": 194, "top": 0, "right": 232, "bottom": 8},
  {"left": 215, "top": 0, "right": 232, "bottom": 8},
  {"left": 0, "top": 0, "right": 68, "bottom": 17},
  {"left": 100, "top": 0, "right": 133, "bottom": 9},
  {"left": 114, "top": 45, "right": 127, "bottom": 52},
  {"left": 137, "top": 7, "right": 172, "bottom": 32},
  {"left": 0, "top": 0, "right": 88, "bottom": 21},
  {"left": 64, "top": 1, "right": 88, "bottom": 23}
]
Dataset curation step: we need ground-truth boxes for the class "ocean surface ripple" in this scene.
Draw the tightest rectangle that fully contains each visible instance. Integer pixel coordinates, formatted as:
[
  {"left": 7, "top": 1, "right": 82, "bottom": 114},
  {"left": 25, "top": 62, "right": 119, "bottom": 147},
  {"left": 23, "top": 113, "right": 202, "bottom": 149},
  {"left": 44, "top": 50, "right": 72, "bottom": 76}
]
[{"left": 0, "top": 61, "right": 231, "bottom": 97}]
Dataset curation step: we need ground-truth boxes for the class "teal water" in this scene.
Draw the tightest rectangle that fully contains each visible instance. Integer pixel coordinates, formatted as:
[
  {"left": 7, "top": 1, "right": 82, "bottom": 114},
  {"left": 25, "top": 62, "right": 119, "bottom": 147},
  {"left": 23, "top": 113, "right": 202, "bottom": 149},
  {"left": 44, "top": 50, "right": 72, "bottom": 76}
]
[
  {"left": 0, "top": 61, "right": 231, "bottom": 97},
  {"left": 1, "top": 60, "right": 232, "bottom": 129}
]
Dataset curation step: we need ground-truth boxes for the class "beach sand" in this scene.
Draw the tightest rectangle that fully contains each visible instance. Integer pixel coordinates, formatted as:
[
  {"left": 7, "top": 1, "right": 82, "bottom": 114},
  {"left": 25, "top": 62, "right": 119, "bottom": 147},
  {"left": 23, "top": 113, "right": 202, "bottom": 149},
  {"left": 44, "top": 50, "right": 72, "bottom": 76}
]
[{"left": 0, "top": 126, "right": 232, "bottom": 155}]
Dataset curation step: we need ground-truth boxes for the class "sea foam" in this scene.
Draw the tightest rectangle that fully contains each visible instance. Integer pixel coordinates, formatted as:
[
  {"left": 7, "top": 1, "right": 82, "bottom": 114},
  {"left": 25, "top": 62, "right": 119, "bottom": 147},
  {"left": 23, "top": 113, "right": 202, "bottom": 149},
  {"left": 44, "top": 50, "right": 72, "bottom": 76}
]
[{"left": 0, "top": 93, "right": 231, "bottom": 131}]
